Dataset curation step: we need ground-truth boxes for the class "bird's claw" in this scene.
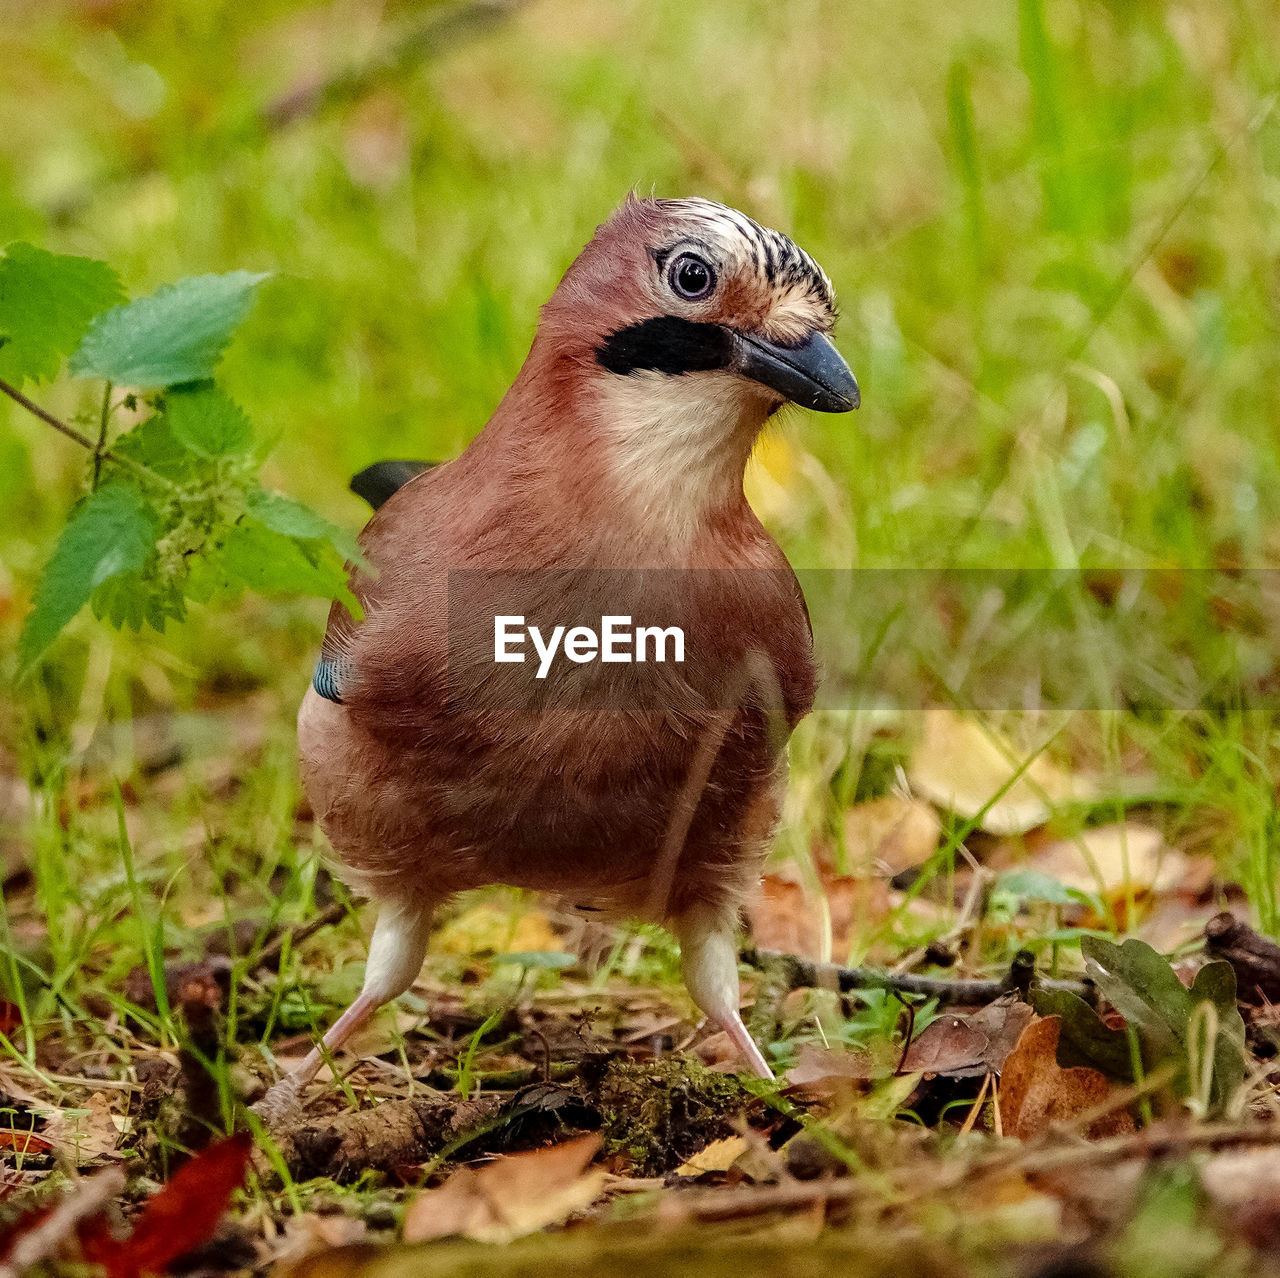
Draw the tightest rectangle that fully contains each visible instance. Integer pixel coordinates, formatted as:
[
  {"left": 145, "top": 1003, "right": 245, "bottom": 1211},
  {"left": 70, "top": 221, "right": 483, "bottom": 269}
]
[{"left": 250, "top": 1073, "right": 306, "bottom": 1131}]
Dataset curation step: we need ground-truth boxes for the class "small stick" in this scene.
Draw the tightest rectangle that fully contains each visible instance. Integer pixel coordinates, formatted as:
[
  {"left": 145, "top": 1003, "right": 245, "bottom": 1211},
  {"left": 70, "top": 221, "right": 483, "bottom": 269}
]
[
  {"left": 744, "top": 948, "right": 1093, "bottom": 1005},
  {"left": 0, "top": 378, "right": 174, "bottom": 490},
  {"left": 253, "top": 901, "right": 348, "bottom": 972}
]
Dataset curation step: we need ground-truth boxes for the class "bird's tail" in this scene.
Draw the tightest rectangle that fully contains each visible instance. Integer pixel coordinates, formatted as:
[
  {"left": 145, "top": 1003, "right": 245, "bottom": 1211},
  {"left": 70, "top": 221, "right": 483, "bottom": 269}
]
[{"left": 349, "top": 460, "right": 435, "bottom": 510}]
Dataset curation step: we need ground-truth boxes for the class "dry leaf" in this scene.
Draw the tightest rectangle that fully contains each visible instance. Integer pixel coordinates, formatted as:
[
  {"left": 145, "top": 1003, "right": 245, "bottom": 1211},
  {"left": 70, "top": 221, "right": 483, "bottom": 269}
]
[
  {"left": 401, "top": 1134, "right": 605, "bottom": 1245},
  {"left": 343, "top": 1011, "right": 422, "bottom": 1061},
  {"left": 999, "top": 1015, "right": 1134, "bottom": 1140},
  {"left": 842, "top": 795, "right": 941, "bottom": 875},
  {"left": 272, "top": 1213, "right": 368, "bottom": 1268},
  {"left": 79, "top": 1132, "right": 254, "bottom": 1278},
  {"left": 899, "top": 998, "right": 1035, "bottom": 1080},
  {"left": 908, "top": 708, "right": 1095, "bottom": 835},
  {"left": 1029, "top": 823, "right": 1186, "bottom": 898},
  {"left": 785, "top": 1042, "right": 883, "bottom": 1087},
  {"left": 902, "top": 1014, "right": 987, "bottom": 1077},
  {"left": 673, "top": 1136, "right": 749, "bottom": 1177},
  {"left": 748, "top": 874, "right": 890, "bottom": 961},
  {"left": 40, "top": 1092, "right": 125, "bottom": 1164},
  {"left": 432, "top": 902, "right": 561, "bottom": 958},
  {"left": 1201, "top": 1146, "right": 1280, "bottom": 1210}
]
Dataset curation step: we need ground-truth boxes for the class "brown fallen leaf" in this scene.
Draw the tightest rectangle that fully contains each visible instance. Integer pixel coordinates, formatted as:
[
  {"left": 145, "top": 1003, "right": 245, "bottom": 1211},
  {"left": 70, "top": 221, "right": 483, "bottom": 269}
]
[
  {"left": 1200, "top": 1145, "right": 1280, "bottom": 1249},
  {"left": 400, "top": 1134, "right": 605, "bottom": 1245},
  {"left": 900, "top": 997, "right": 1035, "bottom": 1079},
  {"left": 998, "top": 1015, "right": 1134, "bottom": 1140},
  {"left": 841, "top": 795, "right": 941, "bottom": 876},
  {"left": 908, "top": 708, "right": 1096, "bottom": 836},
  {"left": 785, "top": 1042, "right": 884, "bottom": 1087},
  {"left": 1028, "top": 823, "right": 1186, "bottom": 899},
  {"left": 673, "top": 1135, "right": 749, "bottom": 1178},
  {"left": 270, "top": 1213, "right": 368, "bottom": 1269},
  {"left": 431, "top": 902, "right": 562, "bottom": 958},
  {"left": 39, "top": 1092, "right": 126, "bottom": 1164},
  {"left": 748, "top": 874, "right": 890, "bottom": 961}
]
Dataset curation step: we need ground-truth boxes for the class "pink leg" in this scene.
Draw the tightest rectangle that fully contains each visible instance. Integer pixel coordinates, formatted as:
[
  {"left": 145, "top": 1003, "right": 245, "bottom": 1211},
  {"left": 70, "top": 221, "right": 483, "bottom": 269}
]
[
  {"left": 288, "top": 992, "right": 381, "bottom": 1090},
  {"left": 253, "top": 899, "right": 436, "bottom": 1124},
  {"left": 672, "top": 903, "right": 774, "bottom": 1080}
]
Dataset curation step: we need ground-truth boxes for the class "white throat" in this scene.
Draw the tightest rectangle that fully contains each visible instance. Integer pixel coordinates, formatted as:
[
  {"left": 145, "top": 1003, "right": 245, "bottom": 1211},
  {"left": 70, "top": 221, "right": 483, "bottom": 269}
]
[{"left": 594, "top": 370, "right": 767, "bottom": 544}]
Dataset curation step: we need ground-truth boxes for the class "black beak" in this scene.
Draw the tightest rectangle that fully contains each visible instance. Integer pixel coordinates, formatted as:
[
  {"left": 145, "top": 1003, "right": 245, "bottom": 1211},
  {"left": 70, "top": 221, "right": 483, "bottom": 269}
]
[{"left": 730, "top": 329, "right": 860, "bottom": 412}]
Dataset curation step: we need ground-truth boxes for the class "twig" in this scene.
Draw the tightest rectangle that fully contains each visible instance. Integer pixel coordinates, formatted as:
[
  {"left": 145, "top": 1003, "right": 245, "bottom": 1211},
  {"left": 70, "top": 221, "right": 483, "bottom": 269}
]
[
  {"left": 0, "top": 378, "right": 173, "bottom": 490},
  {"left": 1204, "top": 911, "right": 1280, "bottom": 1004},
  {"left": 261, "top": 0, "right": 529, "bottom": 130},
  {"left": 744, "top": 947, "right": 1093, "bottom": 1005},
  {"left": 0, "top": 378, "right": 97, "bottom": 449},
  {"left": 253, "top": 901, "right": 348, "bottom": 972},
  {"left": 989, "top": 1119, "right": 1280, "bottom": 1180},
  {"left": 0, "top": 1166, "right": 125, "bottom": 1278}
]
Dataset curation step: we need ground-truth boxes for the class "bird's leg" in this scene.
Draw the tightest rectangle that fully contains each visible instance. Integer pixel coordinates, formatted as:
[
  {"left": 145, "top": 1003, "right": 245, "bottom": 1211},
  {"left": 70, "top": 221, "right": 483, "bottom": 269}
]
[
  {"left": 253, "top": 897, "right": 436, "bottom": 1124},
  {"left": 672, "top": 903, "right": 774, "bottom": 1079}
]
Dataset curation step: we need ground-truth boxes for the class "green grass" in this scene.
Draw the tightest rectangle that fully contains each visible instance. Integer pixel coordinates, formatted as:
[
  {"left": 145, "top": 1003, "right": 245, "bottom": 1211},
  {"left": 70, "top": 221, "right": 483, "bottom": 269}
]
[{"left": 3, "top": 0, "right": 1280, "bottom": 1267}]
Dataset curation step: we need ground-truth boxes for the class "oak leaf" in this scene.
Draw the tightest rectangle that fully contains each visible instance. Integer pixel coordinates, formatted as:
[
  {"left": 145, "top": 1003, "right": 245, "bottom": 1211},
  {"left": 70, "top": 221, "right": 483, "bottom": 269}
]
[{"left": 999, "top": 1016, "right": 1133, "bottom": 1140}]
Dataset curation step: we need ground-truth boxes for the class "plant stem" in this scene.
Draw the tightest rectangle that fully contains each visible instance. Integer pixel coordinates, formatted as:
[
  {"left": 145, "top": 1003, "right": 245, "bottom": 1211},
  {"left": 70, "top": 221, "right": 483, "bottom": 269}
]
[
  {"left": 92, "top": 380, "right": 112, "bottom": 490},
  {"left": 0, "top": 376, "right": 175, "bottom": 490}
]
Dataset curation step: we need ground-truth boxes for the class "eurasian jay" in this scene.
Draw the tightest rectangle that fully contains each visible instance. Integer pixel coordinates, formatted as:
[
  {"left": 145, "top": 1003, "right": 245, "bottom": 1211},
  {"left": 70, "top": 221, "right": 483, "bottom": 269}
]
[{"left": 259, "top": 196, "right": 858, "bottom": 1117}]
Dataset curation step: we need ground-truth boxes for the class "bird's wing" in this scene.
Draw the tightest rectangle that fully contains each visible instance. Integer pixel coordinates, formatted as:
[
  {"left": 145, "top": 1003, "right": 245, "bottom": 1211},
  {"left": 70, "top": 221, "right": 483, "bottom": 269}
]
[{"left": 349, "top": 460, "right": 437, "bottom": 510}]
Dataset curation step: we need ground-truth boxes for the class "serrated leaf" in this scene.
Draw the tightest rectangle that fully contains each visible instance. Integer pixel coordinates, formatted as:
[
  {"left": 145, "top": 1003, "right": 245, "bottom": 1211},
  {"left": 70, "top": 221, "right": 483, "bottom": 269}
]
[
  {"left": 70, "top": 270, "right": 269, "bottom": 387},
  {"left": 164, "top": 383, "right": 253, "bottom": 457},
  {"left": 19, "top": 484, "right": 157, "bottom": 672},
  {"left": 247, "top": 489, "right": 363, "bottom": 561},
  {"left": 220, "top": 517, "right": 357, "bottom": 611},
  {"left": 0, "top": 243, "right": 124, "bottom": 385},
  {"left": 91, "top": 574, "right": 186, "bottom": 633},
  {"left": 111, "top": 413, "right": 205, "bottom": 481}
]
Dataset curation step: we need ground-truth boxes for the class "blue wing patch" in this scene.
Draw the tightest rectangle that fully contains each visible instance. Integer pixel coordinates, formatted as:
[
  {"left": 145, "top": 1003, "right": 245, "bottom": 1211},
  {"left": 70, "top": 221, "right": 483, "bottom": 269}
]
[{"left": 313, "top": 656, "right": 348, "bottom": 704}]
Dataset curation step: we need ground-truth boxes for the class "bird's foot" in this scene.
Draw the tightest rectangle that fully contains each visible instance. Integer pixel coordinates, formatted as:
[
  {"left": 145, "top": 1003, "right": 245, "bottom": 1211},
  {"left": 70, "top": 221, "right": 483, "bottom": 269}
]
[{"left": 250, "top": 1072, "right": 306, "bottom": 1131}]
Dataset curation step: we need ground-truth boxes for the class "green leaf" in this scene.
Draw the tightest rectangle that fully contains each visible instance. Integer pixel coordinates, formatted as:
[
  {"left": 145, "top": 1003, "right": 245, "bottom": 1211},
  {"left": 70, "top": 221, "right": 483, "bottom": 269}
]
[
  {"left": 1081, "top": 935, "right": 1188, "bottom": 1060},
  {"left": 110, "top": 413, "right": 204, "bottom": 482},
  {"left": 1031, "top": 986, "right": 1135, "bottom": 1081},
  {"left": 18, "top": 484, "right": 157, "bottom": 672},
  {"left": 220, "top": 517, "right": 357, "bottom": 611},
  {"left": 247, "top": 489, "right": 363, "bottom": 561},
  {"left": 1189, "top": 960, "right": 1247, "bottom": 1112},
  {"left": 69, "top": 270, "right": 269, "bottom": 387},
  {"left": 1081, "top": 936, "right": 1246, "bottom": 1115},
  {"left": 0, "top": 243, "right": 124, "bottom": 385},
  {"left": 997, "top": 868, "right": 1085, "bottom": 907},
  {"left": 91, "top": 573, "right": 186, "bottom": 632},
  {"left": 164, "top": 383, "right": 253, "bottom": 457}
]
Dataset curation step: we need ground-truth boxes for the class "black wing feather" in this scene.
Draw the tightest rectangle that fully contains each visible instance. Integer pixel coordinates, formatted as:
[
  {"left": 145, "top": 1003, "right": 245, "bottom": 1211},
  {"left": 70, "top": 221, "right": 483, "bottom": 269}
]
[{"left": 350, "top": 460, "right": 435, "bottom": 510}]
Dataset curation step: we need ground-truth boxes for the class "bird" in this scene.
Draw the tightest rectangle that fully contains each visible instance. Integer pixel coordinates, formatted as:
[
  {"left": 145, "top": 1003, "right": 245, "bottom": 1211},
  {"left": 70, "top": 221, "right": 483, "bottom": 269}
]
[{"left": 257, "top": 196, "right": 858, "bottom": 1119}]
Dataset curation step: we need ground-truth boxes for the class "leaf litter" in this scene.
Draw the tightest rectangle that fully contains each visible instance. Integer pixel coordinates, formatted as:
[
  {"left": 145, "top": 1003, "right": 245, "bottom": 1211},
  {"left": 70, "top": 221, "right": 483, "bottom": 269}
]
[{"left": 7, "top": 706, "right": 1280, "bottom": 1275}]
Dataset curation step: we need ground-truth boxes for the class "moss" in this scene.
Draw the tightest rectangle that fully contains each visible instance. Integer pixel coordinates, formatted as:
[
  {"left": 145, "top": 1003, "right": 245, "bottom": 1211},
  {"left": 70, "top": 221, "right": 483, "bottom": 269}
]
[{"left": 594, "top": 1055, "right": 752, "bottom": 1177}]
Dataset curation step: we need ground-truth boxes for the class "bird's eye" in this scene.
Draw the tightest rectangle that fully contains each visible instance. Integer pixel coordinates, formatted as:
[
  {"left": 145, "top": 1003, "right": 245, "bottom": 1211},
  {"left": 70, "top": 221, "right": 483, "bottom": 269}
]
[{"left": 668, "top": 253, "right": 716, "bottom": 301}]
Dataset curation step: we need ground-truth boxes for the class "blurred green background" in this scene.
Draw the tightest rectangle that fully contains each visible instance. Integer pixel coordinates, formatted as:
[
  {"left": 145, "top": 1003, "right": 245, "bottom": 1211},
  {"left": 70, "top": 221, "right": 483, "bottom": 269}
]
[{"left": 3, "top": 0, "right": 1280, "bottom": 775}]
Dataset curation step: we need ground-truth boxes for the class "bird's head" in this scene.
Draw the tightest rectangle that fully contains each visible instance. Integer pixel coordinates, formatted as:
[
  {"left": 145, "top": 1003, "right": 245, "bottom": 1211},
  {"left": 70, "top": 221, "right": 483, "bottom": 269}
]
[
  {"left": 540, "top": 195, "right": 857, "bottom": 414},
  {"left": 523, "top": 197, "right": 858, "bottom": 536}
]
